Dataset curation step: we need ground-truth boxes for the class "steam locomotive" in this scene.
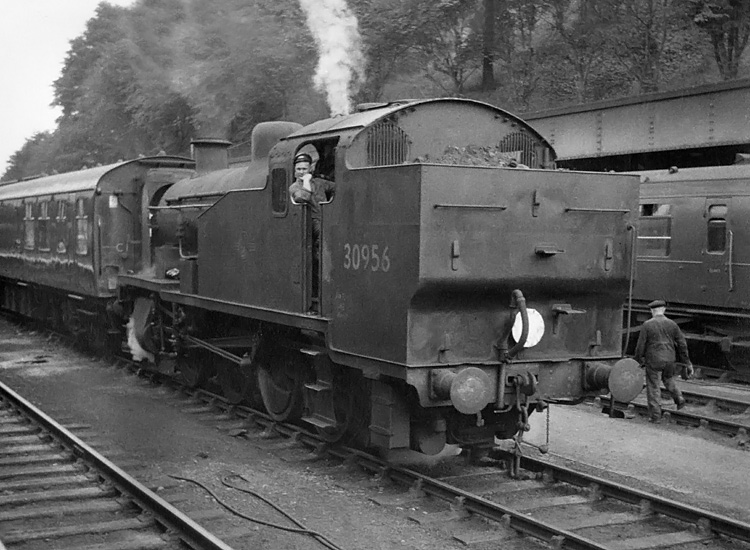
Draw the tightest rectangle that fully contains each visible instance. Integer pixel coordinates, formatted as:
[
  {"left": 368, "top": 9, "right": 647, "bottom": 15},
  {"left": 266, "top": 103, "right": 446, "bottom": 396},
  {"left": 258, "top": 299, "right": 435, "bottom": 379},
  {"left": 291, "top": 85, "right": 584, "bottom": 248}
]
[
  {"left": 0, "top": 98, "right": 643, "bottom": 456},
  {"left": 627, "top": 156, "right": 750, "bottom": 378}
]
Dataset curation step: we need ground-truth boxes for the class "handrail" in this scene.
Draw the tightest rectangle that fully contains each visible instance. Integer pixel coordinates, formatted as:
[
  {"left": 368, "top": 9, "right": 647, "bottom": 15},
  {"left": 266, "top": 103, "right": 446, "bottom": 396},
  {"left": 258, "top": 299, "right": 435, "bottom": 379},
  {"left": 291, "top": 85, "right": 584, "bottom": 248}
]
[
  {"left": 728, "top": 229, "right": 734, "bottom": 291},
  {"left": 564, "top": 207, "right": 629, "bottom": 213},
  {"left": 623, "top": 223, "right": 638, "bottom": 353},
  {"left": 149, "top": 204, "right": 213, "bottom": 210}
]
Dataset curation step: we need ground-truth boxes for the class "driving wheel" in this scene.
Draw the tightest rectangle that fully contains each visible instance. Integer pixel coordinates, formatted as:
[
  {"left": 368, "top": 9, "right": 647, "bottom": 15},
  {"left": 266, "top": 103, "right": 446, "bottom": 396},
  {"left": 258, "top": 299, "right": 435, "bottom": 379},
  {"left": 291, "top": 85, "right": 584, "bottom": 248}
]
[{"left": 258, "top": 352, "right": 305, "bottom": 422}]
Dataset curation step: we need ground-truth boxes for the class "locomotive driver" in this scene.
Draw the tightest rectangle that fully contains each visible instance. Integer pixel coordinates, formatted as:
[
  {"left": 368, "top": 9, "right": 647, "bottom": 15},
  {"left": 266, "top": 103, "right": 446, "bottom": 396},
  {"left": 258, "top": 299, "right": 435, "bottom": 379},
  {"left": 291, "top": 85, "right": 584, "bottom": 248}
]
[
  {"left": 289, "top": 152, "right": 336, "bottom": 240},
  {"left": 289, "top": 152, "right": 336, "bottom": 310},
  {"left": 633, "top": 300, "right": 693, "bottom": 423}
]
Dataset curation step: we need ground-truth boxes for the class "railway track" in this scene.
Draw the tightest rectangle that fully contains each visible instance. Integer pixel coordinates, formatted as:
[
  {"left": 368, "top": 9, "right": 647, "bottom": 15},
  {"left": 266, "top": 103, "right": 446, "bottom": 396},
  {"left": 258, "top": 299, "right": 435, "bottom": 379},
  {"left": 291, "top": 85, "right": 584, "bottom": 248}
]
[
  {"left": 595, "top": 379, "right": 750, "bottom": 444},
  {"left": 134, "top": 382, "right": 750, "bottom": 550},
  {"left": 0, "top": 379, "right": 236, "bottom": 550},
  {"left": 693, "top": 365, "right": 750, "bottom": 385},
  {"left": 4, "top": 319, "right": 750, "bottom": 549}
]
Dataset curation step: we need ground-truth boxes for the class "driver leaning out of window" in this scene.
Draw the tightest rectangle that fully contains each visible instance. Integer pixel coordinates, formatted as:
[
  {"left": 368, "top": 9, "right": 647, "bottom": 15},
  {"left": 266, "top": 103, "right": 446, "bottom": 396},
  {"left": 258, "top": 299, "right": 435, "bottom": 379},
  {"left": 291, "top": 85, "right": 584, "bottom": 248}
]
[{"left": 289, "top": 153, "right": 336, "bottom": 238}]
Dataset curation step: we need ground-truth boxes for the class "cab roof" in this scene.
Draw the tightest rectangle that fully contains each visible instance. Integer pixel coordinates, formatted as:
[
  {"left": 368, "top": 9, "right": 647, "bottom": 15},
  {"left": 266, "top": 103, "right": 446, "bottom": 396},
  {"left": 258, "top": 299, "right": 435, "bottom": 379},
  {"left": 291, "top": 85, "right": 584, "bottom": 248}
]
[{"left": 284, "top": 97, "right": 553, "bottom": 150}]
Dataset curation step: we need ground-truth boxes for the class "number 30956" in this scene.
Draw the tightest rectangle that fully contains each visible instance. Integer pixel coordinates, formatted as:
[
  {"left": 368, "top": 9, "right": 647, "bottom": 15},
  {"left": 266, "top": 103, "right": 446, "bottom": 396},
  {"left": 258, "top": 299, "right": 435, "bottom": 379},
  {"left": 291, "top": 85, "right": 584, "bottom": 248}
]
[{"left": 343, "top": 244, "right": 390, "bottom": 272}]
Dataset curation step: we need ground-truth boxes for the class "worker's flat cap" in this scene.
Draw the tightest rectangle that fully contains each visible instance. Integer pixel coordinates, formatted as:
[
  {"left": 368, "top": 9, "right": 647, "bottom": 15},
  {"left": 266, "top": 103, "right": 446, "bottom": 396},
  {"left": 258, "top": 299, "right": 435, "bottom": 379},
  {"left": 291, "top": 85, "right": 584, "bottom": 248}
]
[
  {"left": 294, "top": 153, "right": 313, "bottom": 165},
  {"left": 648, "top": 300, "right": 666, "bottom": 308}
]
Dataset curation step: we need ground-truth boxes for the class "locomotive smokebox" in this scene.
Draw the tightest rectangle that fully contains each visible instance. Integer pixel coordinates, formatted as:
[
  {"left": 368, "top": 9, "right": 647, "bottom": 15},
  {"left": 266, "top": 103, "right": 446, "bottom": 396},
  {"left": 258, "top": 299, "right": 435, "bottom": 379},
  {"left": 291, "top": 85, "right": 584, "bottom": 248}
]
[
  {"left": 584, "top": 358, "right": 643, "bottom": 403},
  {"left": 191, "top": 138, "right": 232, "bottom": 174}
]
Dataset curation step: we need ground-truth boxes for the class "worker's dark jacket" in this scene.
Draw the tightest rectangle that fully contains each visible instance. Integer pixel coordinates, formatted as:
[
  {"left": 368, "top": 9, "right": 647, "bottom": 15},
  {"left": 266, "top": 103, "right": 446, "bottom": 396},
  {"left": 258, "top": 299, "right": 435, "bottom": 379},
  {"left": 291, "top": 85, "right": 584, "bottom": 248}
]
[
  {"left": 633, "top": 315, "right": 690, "bottom": 369},
  {"left": 289, "top": 178, "right": 335, "bottom": 219}
]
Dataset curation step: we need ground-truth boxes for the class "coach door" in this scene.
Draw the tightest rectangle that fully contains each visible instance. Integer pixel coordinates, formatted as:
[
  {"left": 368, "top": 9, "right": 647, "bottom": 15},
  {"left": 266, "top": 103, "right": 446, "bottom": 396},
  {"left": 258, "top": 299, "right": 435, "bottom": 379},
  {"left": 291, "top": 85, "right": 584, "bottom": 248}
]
[
  {"left": 703, "top": 198, "right": 737, "bottom": 307},
  {"left": 100, "top": 187, "right": 141, "bottom": 287}
]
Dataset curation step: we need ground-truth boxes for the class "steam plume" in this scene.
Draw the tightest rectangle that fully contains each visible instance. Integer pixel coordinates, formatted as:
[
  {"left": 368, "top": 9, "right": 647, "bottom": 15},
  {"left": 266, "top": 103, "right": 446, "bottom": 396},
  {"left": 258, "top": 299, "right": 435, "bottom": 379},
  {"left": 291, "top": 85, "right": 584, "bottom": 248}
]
[
  {"left": 127, "top": 317, "right": 154, "bottom": 363},
  {"left": 299, "top": 0, "right": 365, "bottom": 116}
]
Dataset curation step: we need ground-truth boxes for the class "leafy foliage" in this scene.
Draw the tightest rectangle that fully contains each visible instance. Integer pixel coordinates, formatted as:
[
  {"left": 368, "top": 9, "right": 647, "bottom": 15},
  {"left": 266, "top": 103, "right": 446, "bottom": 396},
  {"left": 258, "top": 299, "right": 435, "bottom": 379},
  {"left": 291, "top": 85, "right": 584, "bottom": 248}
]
[
  {"left": 690, "top": 0, "right": 750, "bottom": 79},
  {"left": 3, "top": 0, "right": 749, "bottom": 180}
]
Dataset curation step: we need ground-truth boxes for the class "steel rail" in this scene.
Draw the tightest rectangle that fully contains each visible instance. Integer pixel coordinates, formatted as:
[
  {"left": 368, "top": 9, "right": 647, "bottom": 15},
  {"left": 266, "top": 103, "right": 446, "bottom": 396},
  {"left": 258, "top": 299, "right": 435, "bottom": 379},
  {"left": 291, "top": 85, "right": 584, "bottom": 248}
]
[
  {"left": 503, "top": 450, "right": 750, "bottom": 543},
  {"left": 0, "top": 379, "right": 235, "bottom": 550},
  {"left": 673, "top": 387, "right": 750, "bottom": 413},
  {"left": 624, "top": 398, "right": 749, "bottom": 437},
  {"left": 320, "top": 449, "right": 612, "bottom": 550}
]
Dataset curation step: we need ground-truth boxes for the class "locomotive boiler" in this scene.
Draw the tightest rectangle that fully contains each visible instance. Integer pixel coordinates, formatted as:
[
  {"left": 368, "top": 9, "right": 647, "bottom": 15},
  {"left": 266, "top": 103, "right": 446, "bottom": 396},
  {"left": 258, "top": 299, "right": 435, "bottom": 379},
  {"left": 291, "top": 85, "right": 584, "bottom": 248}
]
[{"left": 114, "top": 98, "right": 643, "bottom": 456}]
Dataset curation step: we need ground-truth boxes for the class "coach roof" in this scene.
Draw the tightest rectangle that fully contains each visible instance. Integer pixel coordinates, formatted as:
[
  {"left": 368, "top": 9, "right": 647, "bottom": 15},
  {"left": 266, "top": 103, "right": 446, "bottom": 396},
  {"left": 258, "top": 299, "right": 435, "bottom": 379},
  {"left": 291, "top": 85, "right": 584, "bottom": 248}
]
[{"left": 0, "top": 156, "right": 193, "bottom": 201}]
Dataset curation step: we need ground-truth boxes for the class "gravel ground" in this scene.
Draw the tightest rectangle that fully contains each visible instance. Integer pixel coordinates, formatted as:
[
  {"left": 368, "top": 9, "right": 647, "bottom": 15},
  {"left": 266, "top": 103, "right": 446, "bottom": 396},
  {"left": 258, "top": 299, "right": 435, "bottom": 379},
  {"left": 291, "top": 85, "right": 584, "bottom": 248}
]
[
  {"left": 0, "top": 323, "right": 465, "bottom": 550},
  {"left": 2, "top": 318, "right": 750, "bottom": 550}
]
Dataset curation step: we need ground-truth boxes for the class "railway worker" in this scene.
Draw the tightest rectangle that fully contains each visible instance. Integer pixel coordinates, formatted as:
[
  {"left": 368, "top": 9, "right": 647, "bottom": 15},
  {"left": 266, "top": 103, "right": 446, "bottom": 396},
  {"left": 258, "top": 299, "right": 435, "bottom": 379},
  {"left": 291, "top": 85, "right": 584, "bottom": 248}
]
[
  {"left": 634, "top": 300, "right": 693, "bottom": 423},
  {"left": 289, "top": 152, "right": 336, "bottom": 308},
  {"left": 289, "top": 152, "right": 336, "bottom": 240}
]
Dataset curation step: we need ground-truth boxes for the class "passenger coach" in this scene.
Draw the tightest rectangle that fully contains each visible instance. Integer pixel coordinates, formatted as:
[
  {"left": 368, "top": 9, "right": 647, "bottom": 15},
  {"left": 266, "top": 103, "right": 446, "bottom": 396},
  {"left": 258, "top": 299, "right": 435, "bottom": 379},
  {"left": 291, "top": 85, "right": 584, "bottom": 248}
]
[
  {"left": 0, "top": 156, "right": 194, "bottom": 342},
  {"left": 629, "top": 158, "right": 750, "bottom": 374}
]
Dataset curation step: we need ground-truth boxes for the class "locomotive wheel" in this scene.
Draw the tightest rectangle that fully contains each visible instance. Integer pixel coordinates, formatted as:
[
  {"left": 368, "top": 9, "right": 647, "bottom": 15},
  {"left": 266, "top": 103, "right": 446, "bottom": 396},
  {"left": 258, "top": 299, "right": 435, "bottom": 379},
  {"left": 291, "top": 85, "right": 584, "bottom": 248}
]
[
  {"left": 219, "top": 331, "right": 263, "bottom": 406},
  {"left": 219, "top": 363, "right": 256, "bottom": 405},
  {"left": 258, "top": 354, "right": 305, "bottom": 422}
]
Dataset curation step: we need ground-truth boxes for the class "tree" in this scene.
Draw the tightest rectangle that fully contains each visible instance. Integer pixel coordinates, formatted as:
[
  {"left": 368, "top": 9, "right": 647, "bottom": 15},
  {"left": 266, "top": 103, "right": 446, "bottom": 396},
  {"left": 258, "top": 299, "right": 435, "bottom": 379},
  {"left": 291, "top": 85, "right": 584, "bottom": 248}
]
[
  {"left": 482, "top": 0, "right": 497, "bottom": 90},
  {"left": 690, "top": 0, "right": 750, "bottom": 79},
  {"left": 503, "top": 0, "right": 552, "bottom": 109},
  {"left": 415, "top": 0, "right": 483, "bottom": 95},
  {"left": 1, "top": 133, "right": 54, "bottom": 182},
  {"left": 53, "top": 3, "right": 128, "bottom": 117},
  {"left": 548, "top": 0, "right": 620, "bottom": 102},
  {"left": 608, "top": 0, "right": 692, "bottom": 93},
  {"left": 349, "top": 0, "right": 430, "bottom": 101}
]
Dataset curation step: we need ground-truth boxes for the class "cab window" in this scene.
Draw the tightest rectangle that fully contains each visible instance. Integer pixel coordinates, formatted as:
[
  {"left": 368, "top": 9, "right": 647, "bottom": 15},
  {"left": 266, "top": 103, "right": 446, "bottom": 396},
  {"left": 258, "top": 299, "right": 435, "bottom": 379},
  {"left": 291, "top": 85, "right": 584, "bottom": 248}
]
[{"left": 271, "top": 168, "right": 288, "bottom": 216}]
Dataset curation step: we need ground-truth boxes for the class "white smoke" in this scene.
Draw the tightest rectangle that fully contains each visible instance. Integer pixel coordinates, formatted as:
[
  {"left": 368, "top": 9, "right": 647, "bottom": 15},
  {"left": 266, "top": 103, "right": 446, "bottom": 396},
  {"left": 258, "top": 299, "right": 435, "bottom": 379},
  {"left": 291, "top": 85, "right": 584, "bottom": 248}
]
[
  {"left": 126, "top": 317, "right": 155, "bottom": 363},
  {"left": 299, "top": 0, "right": 365, "bottom": 116}
]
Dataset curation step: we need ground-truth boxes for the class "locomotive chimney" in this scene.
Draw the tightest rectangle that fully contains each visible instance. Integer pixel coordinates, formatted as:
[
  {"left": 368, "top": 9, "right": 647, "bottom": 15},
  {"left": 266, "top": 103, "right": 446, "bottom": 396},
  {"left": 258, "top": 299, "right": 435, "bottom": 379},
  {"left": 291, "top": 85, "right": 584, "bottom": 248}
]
[{"left": 190, "top": 138, "right": 232, "bottom": 174}]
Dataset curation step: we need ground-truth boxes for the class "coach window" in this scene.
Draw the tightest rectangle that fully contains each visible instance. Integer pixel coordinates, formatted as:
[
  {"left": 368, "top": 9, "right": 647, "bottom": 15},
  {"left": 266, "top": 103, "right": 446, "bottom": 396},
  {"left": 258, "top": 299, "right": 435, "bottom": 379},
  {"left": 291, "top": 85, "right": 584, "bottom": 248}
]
[
  {"left": 55, "top": 200, "right": 68, "bottom": 254},
  {"left": 23, "top": 203, "right": 35, "bottom": 250},
  {"left": 271, "top": 168, "right": 288, "bottom": 216},
  {"left": 707, "top": 204, "right": 727, "bottom": 253},
  {"left": 38, "top": 201, "right": 50, "bottom": 251},
  {"left": 638, "top": 203, "right": 671, "bottom": 257},
  {"left": 75, "top": 198, "right": 89, "bottom": 255},
  {"left": 57, "top": 200, "right": 67, "bottom": 222}
]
